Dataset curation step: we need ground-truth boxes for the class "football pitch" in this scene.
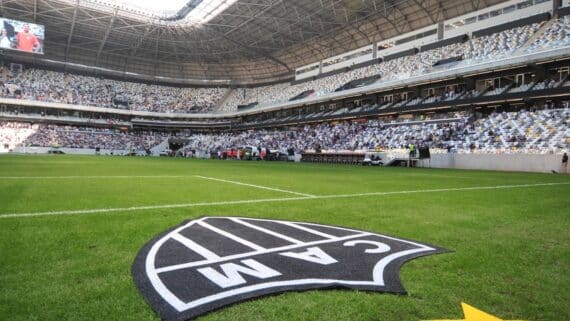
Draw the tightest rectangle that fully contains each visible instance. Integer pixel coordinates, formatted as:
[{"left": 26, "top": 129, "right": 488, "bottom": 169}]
[{"left": 0, "top": 154, "right": 568, "bottom": 321}]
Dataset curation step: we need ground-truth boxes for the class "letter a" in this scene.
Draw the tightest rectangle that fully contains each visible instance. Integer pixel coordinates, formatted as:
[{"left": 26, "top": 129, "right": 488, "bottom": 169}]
[{"left": 279, "top": 247, "right": 338, "bottom": 265}]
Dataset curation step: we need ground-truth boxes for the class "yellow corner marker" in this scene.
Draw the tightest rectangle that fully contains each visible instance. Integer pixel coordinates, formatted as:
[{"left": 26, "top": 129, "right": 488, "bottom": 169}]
[{"left": 426, "top": 302, "right": 526, "bottom": 321}]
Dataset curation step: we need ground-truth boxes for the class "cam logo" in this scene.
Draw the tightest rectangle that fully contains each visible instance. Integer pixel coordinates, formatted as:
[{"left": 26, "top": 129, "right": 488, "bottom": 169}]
[{"left": 132, "top": 217, "right": 445, "bottom": 321}]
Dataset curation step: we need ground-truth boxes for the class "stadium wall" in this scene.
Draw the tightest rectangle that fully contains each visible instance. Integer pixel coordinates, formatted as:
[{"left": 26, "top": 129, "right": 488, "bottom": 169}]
[
  {"left": 428, "top": 153, "right": 564, "bottom": 173},
  {"left": 11, "top": 147, "right": 131, "bottom": 156},
  {"left": 6, "top": 147, "right": 564, "bottom": 173}
]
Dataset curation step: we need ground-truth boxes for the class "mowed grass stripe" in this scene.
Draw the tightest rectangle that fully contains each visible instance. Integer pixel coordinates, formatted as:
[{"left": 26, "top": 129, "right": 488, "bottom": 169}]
[{"left": 1, "top": 181, "right": 568, "bottom": 219}]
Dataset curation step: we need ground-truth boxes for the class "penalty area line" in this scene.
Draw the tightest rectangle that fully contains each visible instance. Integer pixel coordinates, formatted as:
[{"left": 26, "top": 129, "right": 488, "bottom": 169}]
[
  {"left": 0, "top": 196, "right": 309, "bottom": 219},
  {"left": 194, "top": 175, "right": 316, "bottom": 198},
  {"left": 0, "top": 181, "right": 568, "bottom": 219}
]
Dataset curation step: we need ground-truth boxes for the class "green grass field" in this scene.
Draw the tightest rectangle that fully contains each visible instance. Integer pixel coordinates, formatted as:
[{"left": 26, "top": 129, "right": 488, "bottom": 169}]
[{"left": 0, "top": 155, "right": 568, "bottom": 321}]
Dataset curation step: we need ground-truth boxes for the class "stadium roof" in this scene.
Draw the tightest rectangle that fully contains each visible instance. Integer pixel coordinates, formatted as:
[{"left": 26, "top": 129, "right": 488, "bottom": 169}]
[{"left": 1, "top": 0, "right": 506, "bottom": 84}]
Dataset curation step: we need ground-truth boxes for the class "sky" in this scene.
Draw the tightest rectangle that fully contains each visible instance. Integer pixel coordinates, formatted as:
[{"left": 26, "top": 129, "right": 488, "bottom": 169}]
[
  {"left": 98, "top": 0, "right": 238, "bottom": 24},
  {"left": 114, "top": 0, "right": 188, "bottom": 13}
]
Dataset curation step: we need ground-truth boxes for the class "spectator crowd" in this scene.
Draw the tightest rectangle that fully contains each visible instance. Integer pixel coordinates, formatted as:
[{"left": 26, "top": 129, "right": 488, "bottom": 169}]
[
  {"left": 0, "top": 19, "right": 568, "bottom": 114},
  {"left": 181, "top": 108, "right": 569, "bottom": 155},
  {"left": 0, "top": 69, "right": 228, "bottom": 114},
  {"left": 1, "top": 107, "right": 567, "bottom": 154},
  {"left": 0, "top": 122, "right": 168, "bottom": 151},
  {"left": 219, "top": 20, "right": 568, "bottom": 111}
]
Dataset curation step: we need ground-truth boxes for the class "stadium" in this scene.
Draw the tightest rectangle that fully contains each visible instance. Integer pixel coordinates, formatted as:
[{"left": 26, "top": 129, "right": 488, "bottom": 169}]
[{"left": 0, "top": 0, "right": 569, "bottom": 320}]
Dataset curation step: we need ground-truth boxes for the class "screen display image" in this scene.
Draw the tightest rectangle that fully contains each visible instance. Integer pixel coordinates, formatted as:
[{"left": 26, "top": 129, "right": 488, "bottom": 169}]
[{"left": 0, "top": 18, "right": 44, "bottom": 54}]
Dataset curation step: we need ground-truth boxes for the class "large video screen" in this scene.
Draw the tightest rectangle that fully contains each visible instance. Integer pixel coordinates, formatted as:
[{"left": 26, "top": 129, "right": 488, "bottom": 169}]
[{"left": 0, "top": 18, "right": 44, "bottom": 54}]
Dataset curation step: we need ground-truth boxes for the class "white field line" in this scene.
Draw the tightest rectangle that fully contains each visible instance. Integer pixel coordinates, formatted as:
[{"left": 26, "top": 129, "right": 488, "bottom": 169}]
[
  {"left": 194, "top": 175, "right": 316, "bottom": 198},
  {"left": 198, "top": 221, "right": 266, "bottom": 251},
  {"left": 277, "top": 221, "right": 337, "bottom": 239},
  {"left": 170, "top": 233, "right": 221, "bottom": 260},
  {"left": 0, "top": 196, "right": 309, "bottom": 219},
  {"left": 155, "top": 232, "right": 370, "bottom": 273},
  {"left": 230, "top": 217, "right": 304, "bottom": 244},
  {"left": 0, "top": 182, "right": 568, "bottom": 219}
]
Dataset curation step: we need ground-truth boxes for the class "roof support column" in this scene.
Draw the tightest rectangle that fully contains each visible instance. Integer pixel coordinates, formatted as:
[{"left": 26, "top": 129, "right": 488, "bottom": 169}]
[
  {"left": 437, "top": 22, "right": 444, "bottom": 41},
  {"left": 65, "top": 0, "right": 80, "bottom": 62},
  {"left": 553, "top": 0, "right": 561, "bottom": 18},
  {"left": 95, "top": 7, "right": 118, "bottom": 66}
]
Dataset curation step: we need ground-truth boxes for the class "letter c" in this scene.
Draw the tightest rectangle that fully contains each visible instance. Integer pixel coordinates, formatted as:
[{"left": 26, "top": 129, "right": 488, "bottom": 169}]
[{"left": 343, "top": 240, "right": 391, "bottom": 253}]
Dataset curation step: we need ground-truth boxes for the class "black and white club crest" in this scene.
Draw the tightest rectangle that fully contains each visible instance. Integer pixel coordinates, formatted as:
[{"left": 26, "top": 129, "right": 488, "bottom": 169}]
[{"left": 132, "top": 217, "right": 445, "bottom": 321}]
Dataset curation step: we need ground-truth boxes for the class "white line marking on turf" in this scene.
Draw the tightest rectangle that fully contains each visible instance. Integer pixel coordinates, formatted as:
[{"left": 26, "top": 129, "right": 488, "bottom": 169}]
[
  {"left": 194, "top": 175, "right": 316, "bottom": 198},
  {"left": 230, "top": 217, "right": 304, "bottom": 244},
  {"left": 277, "top": 221, "right": 336, "bottom": 239},
  {"left": 0, "top": 197, "right": 308, "bottom": 219},
  {"left": 170, "top": 233, "right": 221, "bottom": 260},
  {"left": 155, "top": 232, "right": 371, "bottom": 273},
  {"left": 198, "top": 220, "right": 266, "bottom": 251},
  {"left": 0, "top": 182, "right": 568, "bottom": 219}
]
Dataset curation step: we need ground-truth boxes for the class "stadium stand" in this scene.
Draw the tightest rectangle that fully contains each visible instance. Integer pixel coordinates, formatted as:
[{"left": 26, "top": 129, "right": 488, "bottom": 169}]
[
  {"left": 3, "top": 106, "right": 566, "bottom": 155},
  {"left": 526, "top": 19, "right": 570, "bottom": 52},
  {"left": 0, "top": 122, "right": 36, "bottom": 152},
  {"left": 1, "top": 1, "right": 569, "bottom": 160},
  {"left": 3, "top": 18, "right": 567, "bottom": 115},
  {"left": 0, "top": 18, "right": 567, "bottom": 115},
  {"left": 178, "top": 108, "right": 569, "bottom": 155},
  {"left": 218, "top": 20, "right": 564, "bottom": 112},
  {"left": 7, "top": 123, "right": 168, "bottom": 151},
  {"left": 1, "top": 69, "right": 228, "bottom": 113}
]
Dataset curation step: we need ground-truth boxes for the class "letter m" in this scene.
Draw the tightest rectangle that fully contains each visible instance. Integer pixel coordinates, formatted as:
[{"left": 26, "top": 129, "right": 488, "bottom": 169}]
[{"left": 197, "top": 259, "right": 282, "bottom": 288}]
